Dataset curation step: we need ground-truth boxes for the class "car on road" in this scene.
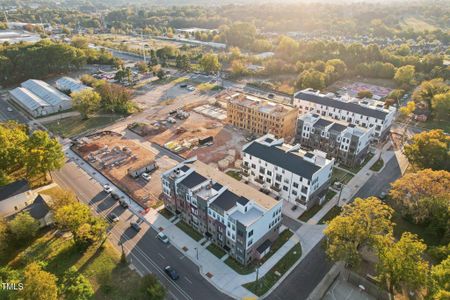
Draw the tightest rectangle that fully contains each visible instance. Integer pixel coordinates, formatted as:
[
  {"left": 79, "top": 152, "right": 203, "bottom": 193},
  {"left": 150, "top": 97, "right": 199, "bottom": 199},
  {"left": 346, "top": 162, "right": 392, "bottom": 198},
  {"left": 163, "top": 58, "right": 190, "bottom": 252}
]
[
  {"left": 119, "top": 199, "right": 129, "bottom": 209},
  {"left": 141, "top": 172, "right": 151, "bottom": 181},
  {"left": 164, "top": 266, "right": 179, "bottom": 280},
  {"left": 268, "top": 93, "right": 274, "bottom": 99},
  {"left": 179, "top": 83, "right": 188, "bottom": 88},
  {"left": 187, "top": 85, "right": 195, "bottom": 91},
  {"left": 103, "top": 184, "right": 113, "bottom": 193},
  {"left": 7, "top": 107, "right": 13, "bottom": 112},
  {"left": 379, "top": 191, "right": 388, "bottom": 200},
  {"left": 108, "top": 213, "right": 120, "bottom": 222},
  {"left": 157, "top": 232, "right": 169, "bottom": 244},
  {"left": 130, "top": 222, "right": 141, "bottom": 232},
  {"left": 111, "top": 192, "right": 120, "bottom": 200}
]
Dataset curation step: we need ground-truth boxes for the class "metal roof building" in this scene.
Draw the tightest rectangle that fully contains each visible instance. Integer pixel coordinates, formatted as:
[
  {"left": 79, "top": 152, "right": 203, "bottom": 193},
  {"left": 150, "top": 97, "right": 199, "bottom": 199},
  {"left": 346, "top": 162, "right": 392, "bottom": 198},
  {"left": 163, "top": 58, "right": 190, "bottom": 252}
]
[
  {"left": 9, "top": 79, "right": 72, "bottom": 117},
  {"left": 55, "top": 77, "right": 90, "bottom": 94}
]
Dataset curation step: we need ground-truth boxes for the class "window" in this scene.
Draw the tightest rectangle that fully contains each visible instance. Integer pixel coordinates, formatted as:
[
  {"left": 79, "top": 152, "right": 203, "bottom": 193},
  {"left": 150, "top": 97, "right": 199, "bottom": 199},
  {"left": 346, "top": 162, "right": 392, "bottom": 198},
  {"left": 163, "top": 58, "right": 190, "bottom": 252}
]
[
  {"left": 283, "top": 186, "right": 288, "bottom": 191},
  {"left": 293, "top": 182, "right": 299, "bottom": 188},
  {"left": 276, "top": 174, "right": 282, "bottom": 182},
  {"left": 248, "top": 230, "right": 254, "bottom": 237},
  {"left": 267, "top": 170, "right": 272, "bottom": 176},
  {"left": 292, "top": 190, "right": 297, "bottom": 196}
]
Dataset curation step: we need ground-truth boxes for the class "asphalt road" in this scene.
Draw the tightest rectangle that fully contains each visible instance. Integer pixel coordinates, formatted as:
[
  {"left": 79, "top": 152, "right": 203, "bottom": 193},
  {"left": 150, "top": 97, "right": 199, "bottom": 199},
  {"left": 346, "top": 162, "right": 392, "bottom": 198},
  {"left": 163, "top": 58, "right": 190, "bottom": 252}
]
[
  {"left": 353, "top": 155, "right": 402, "bottom": 200},
  {"left": 270, "top": 239, "right": 333, "bottom": 300},
  {"left": 53, "top": 161, "right": 231, "bottom": 300},
  {"left": 0, "top": 94, "right": 29, "bottom": 123}
]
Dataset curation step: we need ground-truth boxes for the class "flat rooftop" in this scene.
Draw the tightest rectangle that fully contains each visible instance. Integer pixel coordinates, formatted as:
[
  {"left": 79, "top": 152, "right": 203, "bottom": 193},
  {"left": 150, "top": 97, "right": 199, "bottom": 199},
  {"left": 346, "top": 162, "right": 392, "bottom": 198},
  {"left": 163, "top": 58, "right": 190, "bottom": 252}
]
[{"left": 227, "top": 93, "right": 296, "bottom": 117}]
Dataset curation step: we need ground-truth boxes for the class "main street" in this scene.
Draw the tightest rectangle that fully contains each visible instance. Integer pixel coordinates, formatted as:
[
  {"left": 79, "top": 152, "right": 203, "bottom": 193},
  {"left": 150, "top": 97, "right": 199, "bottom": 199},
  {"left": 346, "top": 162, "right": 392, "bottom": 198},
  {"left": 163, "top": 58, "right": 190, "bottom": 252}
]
[{"left": 52, "top": 161, "right": 231, "bottom": 300}]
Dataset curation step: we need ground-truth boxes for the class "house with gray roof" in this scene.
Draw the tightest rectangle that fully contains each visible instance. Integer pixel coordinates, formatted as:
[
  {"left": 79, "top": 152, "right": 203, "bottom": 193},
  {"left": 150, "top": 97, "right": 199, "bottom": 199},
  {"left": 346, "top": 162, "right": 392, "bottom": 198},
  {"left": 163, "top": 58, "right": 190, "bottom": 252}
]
[
  {"left": 293, "top": 88, "right": 396, "bottom": 140},
  {"left": 0, "top": 180, "right": 36, "bottom": 218},
  {"left": 242, "top": 134, "right": 334, "bottom": 210},
  {"left": 161, "top": 157, "right": 282, "bottom": 265}
]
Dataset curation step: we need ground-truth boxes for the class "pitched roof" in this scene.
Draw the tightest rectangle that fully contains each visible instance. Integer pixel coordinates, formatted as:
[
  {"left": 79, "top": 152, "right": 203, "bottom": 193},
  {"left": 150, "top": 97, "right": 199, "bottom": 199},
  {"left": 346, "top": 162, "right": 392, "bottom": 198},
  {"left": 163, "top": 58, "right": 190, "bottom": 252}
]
[
  {"left": 179, "top": 171, "right": 207, "bottom": 188},
  {"left": 211, "top": 190, "right": 240, "bottom": 211},
  {"left": 295, "top": 91, "right": 388, "bottom": 119},
  {"left": 0, "top": 180, "right": 30, "bottom": 201},
  {"left": 23, "top": 194, "right": 51, "bottom": 219},
  {"left": 243, "top": 142, "right": 320, "bottom": 179}
]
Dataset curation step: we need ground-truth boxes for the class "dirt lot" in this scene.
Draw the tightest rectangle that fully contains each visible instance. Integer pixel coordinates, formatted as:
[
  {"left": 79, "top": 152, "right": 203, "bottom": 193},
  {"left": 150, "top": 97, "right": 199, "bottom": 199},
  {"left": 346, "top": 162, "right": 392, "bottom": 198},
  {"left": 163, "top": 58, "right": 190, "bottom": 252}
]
[
  {"left": 148, "top": 111, "right": 248, "bottom": 166},
  {"left": 73, "top": 131, "right": 178, "bottom": 208}
]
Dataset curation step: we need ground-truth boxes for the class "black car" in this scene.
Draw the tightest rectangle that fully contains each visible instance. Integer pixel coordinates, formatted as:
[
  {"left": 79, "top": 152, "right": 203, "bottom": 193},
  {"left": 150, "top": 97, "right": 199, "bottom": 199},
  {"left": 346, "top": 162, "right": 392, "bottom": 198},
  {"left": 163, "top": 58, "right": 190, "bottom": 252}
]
[
  {"left": 119, "top": 199, "right": 129, "bottom": 208},
  {"left": 179, "top": 83, "right": 188, "bottom": 88},
  {"left": 130, "top": 222, "right": 141, "bottom": 232},
  {"left": 108, "top": 213, "right": 120, "bottom": 222},
  {"left": 164, "top": 266, "right": 179, "bottom": 280},
  {"left": 111, "top": 193, "right": 120, "bottom": 200}
]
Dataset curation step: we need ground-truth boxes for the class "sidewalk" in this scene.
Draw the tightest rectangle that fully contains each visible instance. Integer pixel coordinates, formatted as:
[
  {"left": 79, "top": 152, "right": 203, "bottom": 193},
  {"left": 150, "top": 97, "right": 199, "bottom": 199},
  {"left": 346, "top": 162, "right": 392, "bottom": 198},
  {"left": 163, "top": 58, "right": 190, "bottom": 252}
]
[{"left": 308, "top": 142, "right": 394, "bottom": 225}]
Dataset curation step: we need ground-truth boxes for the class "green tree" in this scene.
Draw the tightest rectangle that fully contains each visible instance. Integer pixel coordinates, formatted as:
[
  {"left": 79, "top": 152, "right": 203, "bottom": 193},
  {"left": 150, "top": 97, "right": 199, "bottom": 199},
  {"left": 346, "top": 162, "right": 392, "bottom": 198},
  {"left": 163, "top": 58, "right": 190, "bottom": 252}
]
[
  {"left": 323, "top": 197, "right": 394, "bottom": 267},
  {"left": 404, "top": 130, "right": 450, "bottom": 171},
  {"left": 60, "top": 266, "right": 94, "bottom": 300},
  {"left": 429, "top": 256, "right": 450, "bottom": 299},
  {"left": 199, "top": 53, "right": 221, "bottom": 74},
  {"left": 0, "top": 266, "right": 21, "bottom": 300},
  {"left": 72, "top": 89, "right": 101, "bottom": 119},
  {"left": 394, "top": 65, "right": 415, "bottom": 85},
  {"left": 46, "top": 188, "right": 78, "bottom": 211},
  {"left": 25, "top": 130, "right": 65, "bottom": 179},
  {"left": 140, "top": 274, "right": 166, "bottom": 300},
  {"left": 149, "top": 49, "right": 158, "bottom": 66},
  {"left": 0, "top": 121, "right": 28, "bottom": 184},
  {"left": 80, "top": 74, "right": 97, "bottom": 87},
  {"left": 135, "top": 61, "right": 148, "bottom": 73},
  {"left": 357, "top": 90, "right": 373, "bottom": 99},
  {"left": 8, "top": 212, "right": 39, "bottom": 242},
  {"left": 21, "top": 262, "right": 58, "bottom": 300},
  {"left": 412, "top": 78, "right": 449, "bottom": 112},
  {"left": 71, "top": 36, "right": 89, "bottom": 49},
  {"left": 276, "top": 35, "right": 299, "bottom": 62},
  {"left": 431, "top": 92, "right": 450, "bottom": 120},
  {"left": 296, "top": 69, "right": 326, "bottom": 90},
  {"left": 0, "top": 219, "right": 8, "bottom": 256},
  {"left": 399, "top": 101, "right": 415, "bottom": 117},
  {"left": 376, "top": 232, "right": 429, "bottom": 295},
  {"left": 230, "top": 60, "right": 248, "bottom": 77}
]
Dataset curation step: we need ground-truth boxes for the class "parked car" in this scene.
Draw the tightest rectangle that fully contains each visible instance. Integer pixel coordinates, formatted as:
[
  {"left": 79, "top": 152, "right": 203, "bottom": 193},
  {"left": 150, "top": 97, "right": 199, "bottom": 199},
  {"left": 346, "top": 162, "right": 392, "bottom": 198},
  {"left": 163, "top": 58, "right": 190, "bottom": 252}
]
[
  {"left": 187, "top": 85, "right": 195, "bottom": 91},
  {"left": 111, "top": 193, "right": 120, "bottom": 200},
  {"left": 157, "top": 232, "right": 169, "bottom": 244},
  {"left": 141, "top": 172, "right": 151, "bottom": 181},
  {"left": 268, "top": 93, "right": 274, "bottom": 99},
  {"left": 7, "top": 107, "right": 13, "bottom": 112},
  {"left": 164, "top": 266, "right": 179, "bottom": 280},
  {"left": 119, "top": 199, "right": 129, "bottom": 209},
  {"left": 179, "top": 83, "right": 188, "bottom": 88},
  {"left": 130, "top": 222, "right": 141, "bottom": 232},
  {"left": 379, "top": 191, "right": 388, "bottom": 200},
  {"left": 108, "top": 213, "right": 120, "bottom": 222},
  {"left": 103, "top": 184, "right": 113, "bottom": 193}
]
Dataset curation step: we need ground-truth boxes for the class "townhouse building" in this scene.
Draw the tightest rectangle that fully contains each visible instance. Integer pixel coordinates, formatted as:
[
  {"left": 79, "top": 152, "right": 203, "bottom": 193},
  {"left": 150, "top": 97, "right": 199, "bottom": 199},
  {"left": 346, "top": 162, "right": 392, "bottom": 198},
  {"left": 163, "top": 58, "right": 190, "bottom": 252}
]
[
  {"left": 293, "top": 88, "right": 396, "bottom": 141},
  {"left": 161, "top": 158, "right": 282, "bottom": 265},
  {"left": 242, "top": 135, "right": 334, "bottom": 210},
  {"left": 296, "top": 113, "right": 374, "bottom": 167},
  {"left": 225, "top": 92, "right": 298, "bottom": 141}
]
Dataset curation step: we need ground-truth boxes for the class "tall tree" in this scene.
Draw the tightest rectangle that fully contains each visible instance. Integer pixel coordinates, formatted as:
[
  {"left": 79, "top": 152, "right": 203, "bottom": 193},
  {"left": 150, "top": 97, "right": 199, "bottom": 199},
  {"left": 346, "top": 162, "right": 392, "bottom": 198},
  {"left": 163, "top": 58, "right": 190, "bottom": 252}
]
[
  {"left": 431, "top": 92, "right": 450, "bottom": 121},
  {"left": 394, "top": 65, "right": 415, "bottom": 85},
  {"left": 60, "top": 266, "right": 94, "bottom": 300},
  {"left": 412, "top": 78, "right": 449, "bottom": 112},
  {"left": 404, "top": 130, "right": 450, "bottom": 171},
  {"left": 199, "top": 53, "right": 221, "bottom": 74},
  {"left": 25, "top": 130, "right": 65, "bottom": 179},
  {"left": 140, "top": 274, "right": 166, "bottom": 300},
  {"left": 21, "top": 262, "right": 58, "bottom": 300},
  {"left": 8, "top": 212, "right": 39, "bottom": 242},
  {"left": 0, "top": 121, "right": 28, "bottom": 184},
  {"left": 376, "top": 232, "right": 429, "bottom": 295},
  {"left": 323, "top": 197, "right": 394, "bottom": 267},
  {"left": 0, "top": 219, "right": 8, "bottom": 256},
  {"left": 72, "top": 89, "right": 101, "bottom": 119},
  {"left": 429, "top": 256, "right": 450, "bottom": 299}
]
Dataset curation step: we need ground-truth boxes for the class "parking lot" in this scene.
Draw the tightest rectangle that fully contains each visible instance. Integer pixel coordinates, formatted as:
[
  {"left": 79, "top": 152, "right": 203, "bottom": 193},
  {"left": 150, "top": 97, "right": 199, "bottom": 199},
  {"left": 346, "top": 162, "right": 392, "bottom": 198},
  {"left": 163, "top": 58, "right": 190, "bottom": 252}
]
[{"left": 323, "top": 279, "right": 376, "bottom": 300}]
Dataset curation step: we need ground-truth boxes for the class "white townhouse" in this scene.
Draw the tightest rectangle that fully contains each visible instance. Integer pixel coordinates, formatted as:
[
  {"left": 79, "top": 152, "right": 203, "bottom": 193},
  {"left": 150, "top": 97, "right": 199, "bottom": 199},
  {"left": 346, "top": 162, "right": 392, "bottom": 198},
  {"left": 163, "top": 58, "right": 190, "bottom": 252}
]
[
  {"left": 293, "top": 88, "right": 396, "bottom": 141},
  {"left": 242, "top": 134, "right": 334, "bottom": 210}
]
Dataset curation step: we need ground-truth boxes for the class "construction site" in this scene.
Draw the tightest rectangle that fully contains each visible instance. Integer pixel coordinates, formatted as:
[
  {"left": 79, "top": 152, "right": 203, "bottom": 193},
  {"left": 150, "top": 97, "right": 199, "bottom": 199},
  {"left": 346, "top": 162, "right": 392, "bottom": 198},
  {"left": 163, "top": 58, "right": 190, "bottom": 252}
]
[{"left": 72, "top": 131, "right": 178, "bottom": 208}]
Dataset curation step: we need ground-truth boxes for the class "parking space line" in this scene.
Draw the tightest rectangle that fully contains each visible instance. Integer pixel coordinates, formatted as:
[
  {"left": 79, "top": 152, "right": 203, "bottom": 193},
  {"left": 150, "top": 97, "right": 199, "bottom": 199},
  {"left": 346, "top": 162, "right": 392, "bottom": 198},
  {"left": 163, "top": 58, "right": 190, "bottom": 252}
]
[{"left": 158, "top": 253, "right": 166, "bottom": 259}]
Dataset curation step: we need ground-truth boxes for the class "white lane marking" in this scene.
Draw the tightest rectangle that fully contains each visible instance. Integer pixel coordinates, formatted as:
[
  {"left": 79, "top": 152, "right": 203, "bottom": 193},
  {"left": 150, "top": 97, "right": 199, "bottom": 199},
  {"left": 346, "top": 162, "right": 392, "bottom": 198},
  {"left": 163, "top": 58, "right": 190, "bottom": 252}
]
[
  {"left": 158, "top": 253, "right": 166, "bottom": 259},
  {"left": 185, "top": 277, "right": 192, "bottom": 284}
]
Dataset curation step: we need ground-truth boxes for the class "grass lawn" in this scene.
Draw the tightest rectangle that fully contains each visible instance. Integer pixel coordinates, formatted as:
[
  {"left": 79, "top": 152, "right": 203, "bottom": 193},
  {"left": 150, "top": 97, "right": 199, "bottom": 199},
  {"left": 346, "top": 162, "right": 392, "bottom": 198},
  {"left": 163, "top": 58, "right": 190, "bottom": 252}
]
[
  {"left": 225, "top": 256, "right": 255, "bottom": 275},
  {"left": 419, "top": 119, "right": 450, "bottom": 133},
  {"left": 259, "top": 230, "right": 293, "bottom": 265},
  {"left": 171, "top": 76, "right": 189, "bottom": 84},
  {"left": 158, "top": 208, "right": 174, "bottom": 219},
  {"left": 298, "top": 190, "right": 336, "bottom": 222},
  {"left": 331, "top": 168, "right": 354, "bottom": 185},
  {"left": 46, "top": 114, "right": 123, "bottom": 138},
  {"left": 6, "top": 230, "right": 144, "bottom": 300},
  {"left": 226, "top": 170, "right": 242, "bottom": 181},
  {"left": 150, "top": 199, "right": 164, "bottom": 209},
  {"left": 341, "top": 153, "right": 374, "bottom": 174},
  {"left": 207, "top": 243, "right": 227, "bottom": 259},
  {"left": 176, "top": 221, "right": 203, "bottom": 241},
  {"left": 197, "top": 82, "right": 218, "bottom": 92},
  {"left": 319, "top": 206, "right": 343, "bottom": 224},
  {"left": 243, "top": 243, "right": 302, "bottom": 296},
  {"left": 370, "top": 158, "right": 384, "bottom": 172}
]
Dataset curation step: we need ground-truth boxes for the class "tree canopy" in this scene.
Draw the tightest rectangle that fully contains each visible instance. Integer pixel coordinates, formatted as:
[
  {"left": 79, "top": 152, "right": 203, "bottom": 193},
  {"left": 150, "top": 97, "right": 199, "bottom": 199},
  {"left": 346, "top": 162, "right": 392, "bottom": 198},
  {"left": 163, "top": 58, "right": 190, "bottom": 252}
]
[
  {"left": 21, "top": 262, "right": 58, "bottom": 300},
  {"left": 72, "top": 89, "right": 101, "bottom": 119},
  {"left": 8, "top": 212, "right": 40, "bottom": 242}
]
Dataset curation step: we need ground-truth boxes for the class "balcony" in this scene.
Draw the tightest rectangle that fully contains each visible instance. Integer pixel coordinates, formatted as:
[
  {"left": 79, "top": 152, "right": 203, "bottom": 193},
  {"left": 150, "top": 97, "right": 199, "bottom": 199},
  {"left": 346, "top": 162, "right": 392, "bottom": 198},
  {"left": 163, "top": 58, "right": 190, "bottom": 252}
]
[
  {"left": 241, "top": 163, "right": 249, "bottom": 170},
  {"left": 255, "top": 178, "right": 264, "bottom": 184},
  {"left": 270, "top": 185, "right": 281, "bottom": 192},
  {"left": 242, "top": 170, "right": 249, "bottom": 177}
]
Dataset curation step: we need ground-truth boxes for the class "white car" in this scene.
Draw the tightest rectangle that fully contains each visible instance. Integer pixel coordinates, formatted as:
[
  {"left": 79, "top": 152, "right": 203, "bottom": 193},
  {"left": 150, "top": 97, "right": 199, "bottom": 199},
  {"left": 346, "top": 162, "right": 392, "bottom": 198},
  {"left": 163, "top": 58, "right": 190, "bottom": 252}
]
[
  {"left": 7, "top": 107, "right": 13, "bottom": 112},
  {"left": 187, "top": 85, "right": 195, "bottom": 91},
  {"left": 142, "top": 172, "right": 151, "bottom": 181},
  {"left": 157, "top": 232, "right": 169, "bottom": 244},
  {"left": 103, "top": 184, "right": 113, "bottom": 193}
]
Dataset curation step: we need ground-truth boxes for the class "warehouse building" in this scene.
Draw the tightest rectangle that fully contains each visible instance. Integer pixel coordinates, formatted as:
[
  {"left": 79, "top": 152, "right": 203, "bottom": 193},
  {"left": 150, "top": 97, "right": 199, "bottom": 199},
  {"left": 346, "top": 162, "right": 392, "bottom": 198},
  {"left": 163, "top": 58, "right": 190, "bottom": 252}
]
[
  {"left": 9, "top": 79, "right": 72, "bottom": 117},
  {"left": 55, "top": 77, "right": 90, "bottom": 94}
]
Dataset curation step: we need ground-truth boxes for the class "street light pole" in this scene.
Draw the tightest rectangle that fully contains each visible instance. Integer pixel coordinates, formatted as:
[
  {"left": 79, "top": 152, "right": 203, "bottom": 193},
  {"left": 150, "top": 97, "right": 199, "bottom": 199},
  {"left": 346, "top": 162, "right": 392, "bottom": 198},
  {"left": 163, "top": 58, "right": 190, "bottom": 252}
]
[{"left": 195, "top": 247, "right": 198, "bottom": 260}]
